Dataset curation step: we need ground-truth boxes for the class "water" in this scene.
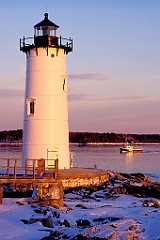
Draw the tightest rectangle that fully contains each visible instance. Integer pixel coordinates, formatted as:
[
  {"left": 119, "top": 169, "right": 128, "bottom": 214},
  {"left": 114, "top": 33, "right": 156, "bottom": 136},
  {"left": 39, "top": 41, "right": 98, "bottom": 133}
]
[{"left": 0, "top": 143, "right": 160, "bottom": 182}]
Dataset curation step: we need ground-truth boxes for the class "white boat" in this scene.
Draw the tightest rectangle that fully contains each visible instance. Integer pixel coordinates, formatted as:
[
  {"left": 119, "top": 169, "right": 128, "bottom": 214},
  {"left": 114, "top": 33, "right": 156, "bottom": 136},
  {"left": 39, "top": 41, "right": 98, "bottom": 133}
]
[
  {"left": 120, "top": 142, "right": 133, "bottom": 153},
  {"left": 120, "top": 137, "right": 143, "bottom": 153}
]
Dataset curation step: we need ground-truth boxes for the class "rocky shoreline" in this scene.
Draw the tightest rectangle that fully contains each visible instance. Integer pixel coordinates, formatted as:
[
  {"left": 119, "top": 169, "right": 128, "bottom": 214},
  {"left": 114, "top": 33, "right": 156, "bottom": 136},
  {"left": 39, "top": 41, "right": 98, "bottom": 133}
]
[
  {"left": 3, "top": 171, "right": 159, "bottom": 240},
  {"left": 3, "top": 171, "right": 160, "bottom": 200}
]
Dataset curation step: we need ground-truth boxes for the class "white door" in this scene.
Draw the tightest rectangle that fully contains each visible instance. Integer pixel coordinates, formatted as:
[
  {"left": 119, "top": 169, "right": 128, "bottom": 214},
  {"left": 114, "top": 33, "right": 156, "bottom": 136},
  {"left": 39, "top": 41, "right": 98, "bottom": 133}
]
[{"left": 47, "top": 146, "right": 58, "bottom": 168}]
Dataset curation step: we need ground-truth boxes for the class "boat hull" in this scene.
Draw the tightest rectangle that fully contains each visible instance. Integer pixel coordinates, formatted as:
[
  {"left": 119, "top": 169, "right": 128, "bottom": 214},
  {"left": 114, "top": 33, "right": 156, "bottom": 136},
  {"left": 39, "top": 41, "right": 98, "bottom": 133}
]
[
  {"left": 120, "top": 148, "right": 133, "bottom": 153},
  {"left": 120, "top": 148, "right": 143, "bottom": 153}
]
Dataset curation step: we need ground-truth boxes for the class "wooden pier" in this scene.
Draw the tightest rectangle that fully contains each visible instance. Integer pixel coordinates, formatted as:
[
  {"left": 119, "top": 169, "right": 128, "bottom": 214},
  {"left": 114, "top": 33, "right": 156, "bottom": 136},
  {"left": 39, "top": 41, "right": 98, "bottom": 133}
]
[
  {"left": 0, "top": 158, "right": 58, "bottom": 204},
  {"left": 0, "top": 158, "right": 110, "bottom": 205}
]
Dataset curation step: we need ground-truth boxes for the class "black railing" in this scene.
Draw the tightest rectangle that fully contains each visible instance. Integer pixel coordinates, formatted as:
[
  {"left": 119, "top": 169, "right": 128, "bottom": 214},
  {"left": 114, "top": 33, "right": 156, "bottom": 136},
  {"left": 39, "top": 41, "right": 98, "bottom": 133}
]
[{"left": 20, "top": 35, "right": 73, "bottom": 54}]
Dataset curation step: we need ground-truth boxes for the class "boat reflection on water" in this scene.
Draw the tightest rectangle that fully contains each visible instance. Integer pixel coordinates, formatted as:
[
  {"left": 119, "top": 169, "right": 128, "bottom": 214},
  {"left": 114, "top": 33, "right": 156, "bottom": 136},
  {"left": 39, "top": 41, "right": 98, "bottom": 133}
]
[{"left": 125, "top": 152, "right": 133, "bottom": 172}]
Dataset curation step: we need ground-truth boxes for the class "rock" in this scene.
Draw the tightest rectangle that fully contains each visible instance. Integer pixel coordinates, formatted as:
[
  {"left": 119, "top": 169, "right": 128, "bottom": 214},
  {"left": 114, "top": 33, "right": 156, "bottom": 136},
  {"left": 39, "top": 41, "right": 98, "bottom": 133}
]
[
  {"left": 52, "top": 210, "right": 60, "bottom": 218},
  {"left": 50, "top": 230, "right": 63, "bottom": 237},
  {"left": 63, "top": 219, "right": 70, "bottom": 227},
  {"left": 142, "top": 199, "right": 160, "bottom": 208},
  {"left": 75, "top": 203, "right": 87, "bottom": 209},
  {"left": 61, "top": 234, "right": 70, "bottom": 239},
  {"left": 110, "top": 224, "right": 116, "bottom": 228},
  {"left": 128, "top": 224, "right": 137, "bottom": 231},
  {"left": 33, "top": 208, "right": 48, "bottom": 215},
  {"left": 29, "top": 215, "right": 53, "bottom": 228},
  {"left": 93, "top": 216, "right": 120, "bottom": 224},
  {"left": 21, "top": 219, "right": 29, "bottom": 224},
  {"left": 43, "top": 209, "right": 48, "bottom": 215},
  {"left": 144, "top": 176, "right": 151, "bottom": 183},
  {"left": 57, "top": 219, "right": 70, "bottom": 227},
  {"left": 41, "top": 236, "right": 55, "bottom": 240},
  {"left": 108, "top": 217, "right": 121, "bottom": 222},
  {"left": 93, "top": 217, "right": 107, "bottom": 223},
  {"left": 120, "top": 173, "right": 146, "bottom": 182},
  {"left": 34, "top": 208, "right": 43, "bottom": 214},
  {"left": 42, "top": 215, "right": 53, "bottom": 228},
  {"left": 113, "top": 186, "right": 127, "bottom": 195},
  {"left": 76, "top": 219, "right": 91, "bottom": 228},
  {"left": 152, "top": 200, "right": 160, "bottom": 208},
  {"left": 16, "top": 201, "right": 24, "bottom": 205},
  {"left": 73, "top": 234, "right": 89, "bottom": 240},
  {"left": 125, "top": 231, "right": 138, "bottom": 240}
]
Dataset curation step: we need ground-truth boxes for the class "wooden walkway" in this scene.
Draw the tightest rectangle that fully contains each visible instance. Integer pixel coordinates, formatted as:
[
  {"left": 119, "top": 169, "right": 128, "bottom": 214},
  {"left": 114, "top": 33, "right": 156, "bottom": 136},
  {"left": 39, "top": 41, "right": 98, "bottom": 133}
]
[
  {"left": 0, "top": 158, "right": 109, "bottom": 204},
  {"left": 0, "top": 158, "right": 58, "bottom": 182},
  {"left": 0, "top": 158, "right": 108, "bottom": 181}
]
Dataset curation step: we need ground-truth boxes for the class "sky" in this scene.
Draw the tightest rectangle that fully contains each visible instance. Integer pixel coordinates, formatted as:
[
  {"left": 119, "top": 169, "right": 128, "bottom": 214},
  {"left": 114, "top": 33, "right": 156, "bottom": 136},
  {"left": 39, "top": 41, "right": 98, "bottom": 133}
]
[{"left": 0, "top": 0, "right": 160, "bottom": 134}]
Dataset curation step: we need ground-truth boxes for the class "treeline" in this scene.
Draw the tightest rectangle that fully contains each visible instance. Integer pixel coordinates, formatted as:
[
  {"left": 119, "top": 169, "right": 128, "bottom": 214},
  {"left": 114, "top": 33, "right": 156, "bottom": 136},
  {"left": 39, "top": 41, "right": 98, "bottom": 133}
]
[
  {"left": 0, "top": 129, "right": 23, "bottom": 142},
  {"left": 0, "top": 129, "right": 160, "bottom": 143},
  {"left": 69, "top": 132, "right": 160, "bottom": 143}
]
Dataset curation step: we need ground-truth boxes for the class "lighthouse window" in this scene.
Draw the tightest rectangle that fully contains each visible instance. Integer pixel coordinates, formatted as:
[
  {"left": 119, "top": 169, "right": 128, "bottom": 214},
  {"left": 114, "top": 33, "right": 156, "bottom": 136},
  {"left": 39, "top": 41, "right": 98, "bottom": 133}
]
[
  {"left": 63, "top": 78, "right": 67, "bottom": 92},
  {"left": 61, "top": 75, "right": 67, "bottom": 92},
  {"left": 63, "top": 79, "right": 65, "bottom": 91},
  {"left": 26, "top": 98, "right": 36, "bottom": 116},
  {"left": 30, "top": 101, "right": 35, "bottom": 115}
]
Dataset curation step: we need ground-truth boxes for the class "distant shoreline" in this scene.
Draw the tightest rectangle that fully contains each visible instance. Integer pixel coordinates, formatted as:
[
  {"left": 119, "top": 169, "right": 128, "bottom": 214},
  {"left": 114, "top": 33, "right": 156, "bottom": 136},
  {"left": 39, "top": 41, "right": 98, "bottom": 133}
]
[
  {"left": 1, "top": 130, "right": 160, "bottom": 144},
  {"left": 0, "top": 142, "right": 160, "bottom": 146}
]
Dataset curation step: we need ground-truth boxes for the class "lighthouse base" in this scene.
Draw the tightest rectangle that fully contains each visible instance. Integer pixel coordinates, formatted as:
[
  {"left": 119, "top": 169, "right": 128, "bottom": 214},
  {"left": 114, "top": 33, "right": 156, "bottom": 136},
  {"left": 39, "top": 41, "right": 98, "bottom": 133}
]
[{"left": 22, "top": 144, "right": 70, "bottom": 170}]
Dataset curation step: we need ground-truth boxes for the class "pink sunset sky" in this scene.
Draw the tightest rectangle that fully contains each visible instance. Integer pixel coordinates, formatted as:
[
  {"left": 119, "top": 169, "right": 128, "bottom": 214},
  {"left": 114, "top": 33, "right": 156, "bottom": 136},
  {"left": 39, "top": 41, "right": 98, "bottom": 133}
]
[{"left": 0, "top": 0, "right": 160, "bottom": 134}]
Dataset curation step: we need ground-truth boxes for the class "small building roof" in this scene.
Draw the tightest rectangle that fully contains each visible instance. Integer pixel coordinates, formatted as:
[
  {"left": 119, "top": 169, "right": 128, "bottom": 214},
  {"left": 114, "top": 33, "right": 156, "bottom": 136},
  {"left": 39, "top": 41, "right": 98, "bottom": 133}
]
[{"left": 34, "top": 13, "right": 59, "bottom": 29}]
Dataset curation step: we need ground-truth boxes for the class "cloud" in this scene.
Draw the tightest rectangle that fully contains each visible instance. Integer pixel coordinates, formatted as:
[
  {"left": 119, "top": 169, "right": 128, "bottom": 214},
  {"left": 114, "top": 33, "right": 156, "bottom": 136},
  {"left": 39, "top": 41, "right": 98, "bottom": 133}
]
[
  {"left": 68, "top": 72, "right": 113, "bottom": 81},
  {"left": 68, "top": 91, "right": 152, "bottom": 104},
  {"left": 68, "top": 93, "right": 88, "bottom": 101},
  {"left": 68, "top": 95, "right": 160, "bottom": 133},
  {"left": 68, "top": 93, "right": 107, "bottom": 102},
  {"left": 107, "top": 95, "right": 147, "bottom": 102},
  {"left": 0, "top": 89, "right": 24, "bottom": 99}
]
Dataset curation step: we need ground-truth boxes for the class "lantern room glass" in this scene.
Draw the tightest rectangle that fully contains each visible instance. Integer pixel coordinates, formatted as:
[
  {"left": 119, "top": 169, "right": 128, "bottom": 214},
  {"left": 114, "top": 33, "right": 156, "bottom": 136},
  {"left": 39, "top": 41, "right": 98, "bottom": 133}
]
[{"left": 34, "top": 26, "right": 58, "bottom": 37}]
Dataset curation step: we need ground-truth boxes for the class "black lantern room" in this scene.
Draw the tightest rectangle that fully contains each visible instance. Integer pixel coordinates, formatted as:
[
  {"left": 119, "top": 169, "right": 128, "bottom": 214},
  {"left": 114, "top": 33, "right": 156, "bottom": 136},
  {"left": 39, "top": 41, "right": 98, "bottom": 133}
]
[
  {"left": 34, "top": 13, "right": 59, "bottom": 47},
  {"left": 20, "top": 13, "right": 73, "bottom": 54}
]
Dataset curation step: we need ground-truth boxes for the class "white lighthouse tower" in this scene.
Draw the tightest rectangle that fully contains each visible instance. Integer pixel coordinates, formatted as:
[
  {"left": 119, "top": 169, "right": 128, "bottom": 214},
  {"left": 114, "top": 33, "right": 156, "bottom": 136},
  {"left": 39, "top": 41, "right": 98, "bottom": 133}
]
[{"left": 20, "top": 13, "right": 73, "bottom": 169}]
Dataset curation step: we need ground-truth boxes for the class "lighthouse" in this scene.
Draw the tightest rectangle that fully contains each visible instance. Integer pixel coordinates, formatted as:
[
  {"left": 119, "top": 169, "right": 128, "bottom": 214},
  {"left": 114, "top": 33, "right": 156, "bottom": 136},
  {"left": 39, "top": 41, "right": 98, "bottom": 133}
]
[{"left": 20, "top": 13, "right": 73, "bottom": 169}]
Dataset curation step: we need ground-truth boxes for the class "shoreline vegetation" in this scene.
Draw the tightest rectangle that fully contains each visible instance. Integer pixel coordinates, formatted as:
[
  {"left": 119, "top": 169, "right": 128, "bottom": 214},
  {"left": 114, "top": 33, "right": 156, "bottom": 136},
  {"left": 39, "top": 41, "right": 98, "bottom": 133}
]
[{"left": 0, "top": 129, "right": 160, "bottom": 144}]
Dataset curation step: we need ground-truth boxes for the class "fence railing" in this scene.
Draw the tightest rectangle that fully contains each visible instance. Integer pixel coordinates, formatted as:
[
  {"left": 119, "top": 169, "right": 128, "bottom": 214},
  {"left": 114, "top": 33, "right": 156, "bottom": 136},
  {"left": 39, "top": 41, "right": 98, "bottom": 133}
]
[
  {"left": 0, "top": 158, "right": 58, "bottom": 180},
  {"left": 20, "top": 35, "right": 73, "bottom": 53}
]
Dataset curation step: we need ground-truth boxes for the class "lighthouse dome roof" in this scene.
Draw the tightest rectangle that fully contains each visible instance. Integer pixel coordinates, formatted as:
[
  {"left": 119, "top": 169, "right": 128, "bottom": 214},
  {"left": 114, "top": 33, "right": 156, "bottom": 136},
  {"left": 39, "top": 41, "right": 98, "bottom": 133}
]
[{"left": 34, "top": 13, "right": 59, "bottom": 29}]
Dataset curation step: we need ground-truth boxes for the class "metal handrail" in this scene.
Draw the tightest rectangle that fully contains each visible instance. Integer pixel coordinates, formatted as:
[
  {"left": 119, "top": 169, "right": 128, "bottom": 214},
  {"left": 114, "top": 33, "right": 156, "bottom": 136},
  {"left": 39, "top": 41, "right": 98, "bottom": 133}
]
[{"left": 20, "top": 35, "right": 73, "bottom": 51}]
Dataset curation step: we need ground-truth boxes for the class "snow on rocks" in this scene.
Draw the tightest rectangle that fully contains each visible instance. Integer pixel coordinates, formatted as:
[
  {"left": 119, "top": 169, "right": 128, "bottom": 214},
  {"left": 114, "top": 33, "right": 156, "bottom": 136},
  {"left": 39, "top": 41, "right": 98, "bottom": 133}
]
[{"left": 0, "top": 172, "right": 159, "bottom": 240}]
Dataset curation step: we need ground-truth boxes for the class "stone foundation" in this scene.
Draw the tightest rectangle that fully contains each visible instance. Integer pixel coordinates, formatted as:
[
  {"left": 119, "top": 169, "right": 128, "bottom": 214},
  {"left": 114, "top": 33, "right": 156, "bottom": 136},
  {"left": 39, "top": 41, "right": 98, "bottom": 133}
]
[
  {"left": 2, "top": 171, "right": 110, "bottom": 207},
  {"left": 61, "top": 173, "right": 109, "bottom": 188},
  {"left": 36, "top": 181, "right": 64, "bottom": 207}
]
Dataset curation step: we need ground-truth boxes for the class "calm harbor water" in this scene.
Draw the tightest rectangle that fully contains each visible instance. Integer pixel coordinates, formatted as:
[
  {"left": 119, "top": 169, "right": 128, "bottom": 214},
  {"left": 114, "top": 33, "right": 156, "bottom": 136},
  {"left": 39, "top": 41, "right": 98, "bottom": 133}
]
[{"left": 0, "top": 143, "right": 160, "bottom": 182}]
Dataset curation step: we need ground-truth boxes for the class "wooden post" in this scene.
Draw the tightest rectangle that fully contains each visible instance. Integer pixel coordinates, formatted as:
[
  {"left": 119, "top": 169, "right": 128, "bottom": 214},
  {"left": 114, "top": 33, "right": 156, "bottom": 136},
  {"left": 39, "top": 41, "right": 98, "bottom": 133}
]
[
  {"left": 0, "top": 183, "right": 3, "bottom": 204},
  {"left": 33, "top": 160, "right": 36, "bottom": 179},
  {"left": 25, "top": 159, "right": 28, "bottom": 177},
  {"left": 37, "top": 158, "right": 45, "bottom": 176},
  {"left": 14, "top": 159, "right": 17, "bottom": 180},
  {"left": 55, "top": 159, "right": 58, "bottom": 179},
  {"left": 7, "top": 159, "right": 10, "bottom": 176}
]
